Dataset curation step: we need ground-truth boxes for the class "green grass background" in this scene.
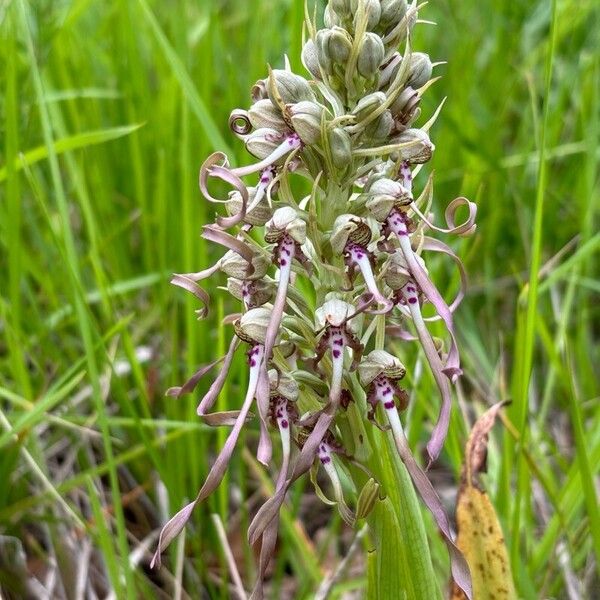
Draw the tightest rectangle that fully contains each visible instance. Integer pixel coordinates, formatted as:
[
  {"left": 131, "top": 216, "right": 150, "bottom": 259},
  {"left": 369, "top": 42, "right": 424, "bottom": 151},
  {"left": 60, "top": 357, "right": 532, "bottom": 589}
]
[{"left": 0, "top": 0, "right": 598, "bottom": 597}]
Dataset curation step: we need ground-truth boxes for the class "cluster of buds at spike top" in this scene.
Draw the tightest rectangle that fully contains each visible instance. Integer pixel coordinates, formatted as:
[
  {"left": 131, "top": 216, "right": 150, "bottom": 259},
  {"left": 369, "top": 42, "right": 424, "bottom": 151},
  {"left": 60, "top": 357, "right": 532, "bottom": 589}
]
[{"left": 153, "top": 1, "right": 477, "bottom": 598}]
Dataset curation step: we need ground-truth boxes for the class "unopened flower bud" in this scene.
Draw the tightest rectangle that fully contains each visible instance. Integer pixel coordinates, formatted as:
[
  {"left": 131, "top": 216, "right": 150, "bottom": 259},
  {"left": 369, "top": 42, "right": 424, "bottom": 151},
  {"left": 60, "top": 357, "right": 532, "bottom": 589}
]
[
  {"left": 330, "top": 214, "right": 372, "bottom": 255},
  {"left": 357, "top": 32, "right": 385, "bottom": 79},
  {"left": 268, "top": 69, "right": 315, "bottom": 107},
  {"left": 380, "top": 0, "right": 408, "bottom": 31},
  {"left": 354, "top": 0, "right": 381, "bottom": 31},
  {"left": 358, "top": 350, "right": 406, "bottom": 387},
  {"left": 406, "top": 52, "right": 433, "bottom": 89},
  {"left": 226, "top": 187, "right": 273, "bottom": 227},
  {"left": 221, "top": 249, "right": 270, "bottom": 281},
  {"left": 245, "top": 128, "right": 285, "bottom": 160},
  {"left": 352, "top": 91, "right": 386, "bottom": 121},
  {"left": 269, "top": 369, "right": 299, "bottom": 401},
  {"left": 355, "top": 478, "right": 381, "bottom": 520},
  {"left": 328, "top": 127, "right": 352, "bottom": 169},
  {"left": 330, "top": 0, "right": 352, "bottom": 18},
  {"left": 365, "top": 110, "right": 394, "bottom": 140},
  {"left": 323, "top": 4, "right": 342, "bottom": 27},
  {"left": 265, "top": 206, "right": 306, "bottom": 244},
  {"left": 301, "top": 39, "right": 322, "bottom": 79},
  {"left": 235, "top": 306, "right": 275, "bottom": 345},
  {"left": 248, "top": 99, "right": 287, "bottom": 131},
  {"left": 390, "top": 86, "right": 420, "bottom": 122},
  {"left": 288, "top": 101, "right": 325, "bottom": 145},
  {"left": 317, "top": 27, "right": 353, "bottom": 73},
  {"left": 394, "top": 128, "right": 435, "bottom": 163}
]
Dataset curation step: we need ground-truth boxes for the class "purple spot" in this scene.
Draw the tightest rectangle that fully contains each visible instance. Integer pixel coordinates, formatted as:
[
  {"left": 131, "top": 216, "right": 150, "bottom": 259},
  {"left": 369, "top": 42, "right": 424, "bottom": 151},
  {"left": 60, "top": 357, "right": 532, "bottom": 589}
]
[
  {"left": 384, "top": 387, "right": 392, "bottom": 395},
  {"left": 250, "top": 359, "right": 256, "bottom": 367},
  {"left": 333, "top": 349, "right": 341, "bottom": 359},
  {"left": 384, "top": 401, "right": 395, "bottom": 409},
  {"left": 398, "top": 230, "right": 408, "bottom": 236},
  {"left": 334, "top": 338, "right": 344, "bottom": 346},
  {"left": 320, "top": 456, "right": 331, "bottom": 464},
  {"left": 356, "top": 253, "right": 364, "bottom": 259},
  {"left": 279, "top": 259, "right": 287, "bottom": 266},
  {"left": 408, "top": 297, "right": 417, "bottom": 304},
  {"left": 281, "top": 419, "right": 288, "bottom": 428}
]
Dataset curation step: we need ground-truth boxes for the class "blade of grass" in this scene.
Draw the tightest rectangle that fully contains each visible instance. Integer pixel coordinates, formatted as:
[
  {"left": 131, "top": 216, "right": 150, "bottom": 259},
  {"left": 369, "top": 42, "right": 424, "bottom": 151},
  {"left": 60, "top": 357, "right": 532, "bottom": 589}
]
[
  {"left": 0, "top": 124, "right": 144, "bottom": 183},
  {"left": 16, "top": 1, "right": 135, "bottom": 596}
]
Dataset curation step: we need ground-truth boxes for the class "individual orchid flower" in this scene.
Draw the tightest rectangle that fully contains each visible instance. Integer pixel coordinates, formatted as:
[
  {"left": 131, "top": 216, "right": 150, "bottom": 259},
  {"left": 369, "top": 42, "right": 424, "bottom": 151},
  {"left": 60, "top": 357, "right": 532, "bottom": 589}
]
[{"left": 330, "top": 215, "right": 393, "bottom": 313}]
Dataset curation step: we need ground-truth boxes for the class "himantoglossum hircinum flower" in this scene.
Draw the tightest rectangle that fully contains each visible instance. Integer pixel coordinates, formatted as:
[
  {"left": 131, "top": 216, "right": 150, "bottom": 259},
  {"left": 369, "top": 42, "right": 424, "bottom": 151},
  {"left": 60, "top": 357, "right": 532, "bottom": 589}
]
[{"left": 152, "top": 1, "right": 478, "bottom": 597}]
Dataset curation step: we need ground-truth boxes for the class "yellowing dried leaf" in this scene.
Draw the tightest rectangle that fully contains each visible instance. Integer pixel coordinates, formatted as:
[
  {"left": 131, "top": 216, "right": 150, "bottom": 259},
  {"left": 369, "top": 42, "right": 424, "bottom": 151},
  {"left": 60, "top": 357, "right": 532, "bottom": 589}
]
[{"left": 451, "top": 402, "right": 517, "bottom": 600}]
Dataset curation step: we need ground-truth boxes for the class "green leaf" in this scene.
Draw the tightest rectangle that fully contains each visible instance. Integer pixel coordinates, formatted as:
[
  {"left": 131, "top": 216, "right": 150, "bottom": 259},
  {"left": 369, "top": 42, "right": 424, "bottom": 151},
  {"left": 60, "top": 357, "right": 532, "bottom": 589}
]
[{"left": 366, "top": 428, "right": 442, "bottom": 600}]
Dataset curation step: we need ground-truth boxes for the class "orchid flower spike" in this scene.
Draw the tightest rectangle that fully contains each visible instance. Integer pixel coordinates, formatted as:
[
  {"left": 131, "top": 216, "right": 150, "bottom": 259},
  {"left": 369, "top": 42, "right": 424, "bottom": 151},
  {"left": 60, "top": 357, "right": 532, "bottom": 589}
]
[{"left": 156, "top": 1, "right": 477, "bottom": 598}]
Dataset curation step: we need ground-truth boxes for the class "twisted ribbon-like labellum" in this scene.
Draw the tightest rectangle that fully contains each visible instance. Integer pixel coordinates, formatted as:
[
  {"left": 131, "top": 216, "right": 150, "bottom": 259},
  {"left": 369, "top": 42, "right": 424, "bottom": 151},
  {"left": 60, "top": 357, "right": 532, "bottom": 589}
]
[
  {"left": 250, "top": 398, "right": 292, "bottom": 600},
  {"left": 400, "top": 282, "right": 454, "bottom": 465},
  {"left": 201, "top": 226, "right": 257, "bottom": 277},
  {"left": 387, "top": 210, "right": 461, "bottom": 384},
  {"left": 151, "top": 344, "right": 265, "bottom": 568},
  {"left": 248, "top": 326, "right": 346, "bottom": 545},
  {"left": 231, "top": 134, "right": 302, "bottom": 177}
]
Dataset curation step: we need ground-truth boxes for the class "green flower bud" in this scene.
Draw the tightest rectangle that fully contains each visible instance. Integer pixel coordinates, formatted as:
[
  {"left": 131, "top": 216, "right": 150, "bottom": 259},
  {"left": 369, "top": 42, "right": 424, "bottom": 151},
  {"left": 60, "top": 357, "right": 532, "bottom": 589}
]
[
  {"left": 355, "top": 478, "right": 381, "bottom": 520},
  {"left": 328, "top": 127, "right": 352, "bottom": 169},
  {"left": 353, "top": 0, "right": 381, "bottom": 31},
  {"left": 288, "top": 101, "right": 325, "bottom": 145},
  {"left": 248, "top": 99, "right": 287, "bottom": 131},
  {"left": 380, "top": 0, "right": 408, "bottom": 31},
  {"left": 323, "top": 4, "right": 342, "bottom": 28},
  {"left": 365, "top": 110, "right": 394, "bottom": 141},
  {"left": 406, "top": 52, "right": 433, "bottom": 89},
  {"left": 301, "top": 39, "right": 322, "bottom": 80},
  {"left": 267, "top": 69, "right": 315, "bottom": 107},
  {"left": 317, "top": 27, "right": 353, "bottom": 73},
  {"left": 221, "top": 249, "right": 270, "bottom": 281},
  {"left": 330, "top": 0, "right": 352, "bottom": 18},
  {"left": 357, "top": 32, "right": 385, "bottom": 79},
  {"left": 352, "top": 91, "right": 387, "bottom": 121},
  {"left": 394, "top": 128, "right": 434, "bottom": 163},
  {"left": 382, "top": 5, "right": 418, "bottom": 59}
]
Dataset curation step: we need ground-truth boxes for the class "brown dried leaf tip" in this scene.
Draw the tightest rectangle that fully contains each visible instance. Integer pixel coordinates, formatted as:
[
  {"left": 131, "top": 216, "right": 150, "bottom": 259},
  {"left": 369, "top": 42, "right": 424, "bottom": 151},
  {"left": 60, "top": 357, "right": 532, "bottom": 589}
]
[{"left": 451, "top": 401, "right": 517, "bottom": 600}]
